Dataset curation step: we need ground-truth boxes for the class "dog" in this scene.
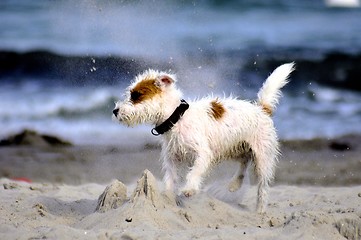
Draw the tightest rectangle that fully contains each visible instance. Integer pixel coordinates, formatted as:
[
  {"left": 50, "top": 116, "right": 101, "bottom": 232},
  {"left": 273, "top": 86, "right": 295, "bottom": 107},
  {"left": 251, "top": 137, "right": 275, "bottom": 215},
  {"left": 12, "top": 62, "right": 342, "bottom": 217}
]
[{"left": 113, "top": 63, "right": 294, "bottom": 213}]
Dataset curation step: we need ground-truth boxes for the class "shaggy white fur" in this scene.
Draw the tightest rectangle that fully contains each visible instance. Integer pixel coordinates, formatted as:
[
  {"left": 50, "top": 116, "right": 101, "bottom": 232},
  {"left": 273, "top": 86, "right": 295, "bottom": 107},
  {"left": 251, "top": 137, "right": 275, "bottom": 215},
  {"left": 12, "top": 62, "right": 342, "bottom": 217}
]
[{"left": 113, "top": 62, "right": 295, "bottom": 213}]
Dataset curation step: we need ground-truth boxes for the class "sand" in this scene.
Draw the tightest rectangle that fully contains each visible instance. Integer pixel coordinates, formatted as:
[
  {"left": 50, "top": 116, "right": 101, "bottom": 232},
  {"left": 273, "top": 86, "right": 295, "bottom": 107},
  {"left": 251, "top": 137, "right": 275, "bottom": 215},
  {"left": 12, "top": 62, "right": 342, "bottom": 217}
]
[{"left": 0, "top": 132, "right": 361, "bottom": 239}]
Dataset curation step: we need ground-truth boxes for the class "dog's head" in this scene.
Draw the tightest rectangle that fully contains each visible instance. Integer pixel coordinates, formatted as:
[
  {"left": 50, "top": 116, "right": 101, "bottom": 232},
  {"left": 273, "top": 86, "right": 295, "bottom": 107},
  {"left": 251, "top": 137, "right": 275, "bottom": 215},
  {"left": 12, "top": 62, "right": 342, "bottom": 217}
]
[{"left": 113, "top": 69, "right": 182, "bottom": 126}]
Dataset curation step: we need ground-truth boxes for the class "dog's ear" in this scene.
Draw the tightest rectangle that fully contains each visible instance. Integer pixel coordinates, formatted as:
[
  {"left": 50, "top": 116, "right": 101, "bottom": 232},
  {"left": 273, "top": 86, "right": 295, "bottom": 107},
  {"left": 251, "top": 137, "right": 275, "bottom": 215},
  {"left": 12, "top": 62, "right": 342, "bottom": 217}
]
[{"left": 156, "top": 74, "right": 175, "bottom": 88}]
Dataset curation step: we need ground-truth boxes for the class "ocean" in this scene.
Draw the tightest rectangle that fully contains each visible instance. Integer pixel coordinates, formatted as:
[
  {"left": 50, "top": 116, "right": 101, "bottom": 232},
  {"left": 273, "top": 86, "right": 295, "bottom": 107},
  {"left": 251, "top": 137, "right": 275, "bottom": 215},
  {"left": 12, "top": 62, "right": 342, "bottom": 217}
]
[{"left": 1, "top": 0, "right": 361, "bottom": 145}]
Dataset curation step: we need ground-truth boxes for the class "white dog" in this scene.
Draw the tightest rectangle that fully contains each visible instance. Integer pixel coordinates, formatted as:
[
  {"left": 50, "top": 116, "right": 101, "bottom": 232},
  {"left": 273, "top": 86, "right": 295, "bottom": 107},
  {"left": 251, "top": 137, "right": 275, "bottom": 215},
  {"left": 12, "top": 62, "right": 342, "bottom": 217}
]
[{"left": 113, "top": 63, "right": 294, "bottom": 213}]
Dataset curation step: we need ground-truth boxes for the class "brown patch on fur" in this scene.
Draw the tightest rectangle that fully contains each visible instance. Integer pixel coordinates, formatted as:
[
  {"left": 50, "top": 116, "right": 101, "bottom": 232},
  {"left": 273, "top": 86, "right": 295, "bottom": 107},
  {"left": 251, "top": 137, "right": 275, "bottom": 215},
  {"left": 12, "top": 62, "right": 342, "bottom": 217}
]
[
  {"left": 209, "top": 99, "right": 225, "bottom": 120},
  {"left": 130, "top": 79, "right": 162, "bottom": 104},
  {"left": 262, "top": 104, "right": 273, "bottom": 116}
]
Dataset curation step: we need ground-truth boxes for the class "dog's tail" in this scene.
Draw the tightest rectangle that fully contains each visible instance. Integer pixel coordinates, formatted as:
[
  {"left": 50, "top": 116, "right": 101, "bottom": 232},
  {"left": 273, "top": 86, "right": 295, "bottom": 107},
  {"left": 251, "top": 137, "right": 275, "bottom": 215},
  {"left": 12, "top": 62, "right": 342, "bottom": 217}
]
[{"left": 257, "top": 62, "right": 295, "bottom": 116}]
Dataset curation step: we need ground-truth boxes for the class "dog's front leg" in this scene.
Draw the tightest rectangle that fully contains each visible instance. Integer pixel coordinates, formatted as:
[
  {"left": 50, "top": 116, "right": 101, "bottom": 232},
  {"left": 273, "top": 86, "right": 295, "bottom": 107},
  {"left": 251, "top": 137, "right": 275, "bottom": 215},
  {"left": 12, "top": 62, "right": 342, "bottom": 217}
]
[
  {"left": 161, "top": 152, "right": 179, "bottom": 192},
  {"left": 179, "top": 152, "right": 211, "bottom": 197}
]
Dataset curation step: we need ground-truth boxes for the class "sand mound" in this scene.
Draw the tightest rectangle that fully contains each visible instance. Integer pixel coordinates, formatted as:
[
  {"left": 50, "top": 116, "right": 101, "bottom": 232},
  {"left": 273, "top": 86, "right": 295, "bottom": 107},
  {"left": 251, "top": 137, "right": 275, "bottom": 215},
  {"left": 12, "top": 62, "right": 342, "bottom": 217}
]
[
  {"left": 95, "top": 179, "right": 127, "bottom": 212},
  {"left": 82, "top": 170, "right": 259, "bottom": 233}
]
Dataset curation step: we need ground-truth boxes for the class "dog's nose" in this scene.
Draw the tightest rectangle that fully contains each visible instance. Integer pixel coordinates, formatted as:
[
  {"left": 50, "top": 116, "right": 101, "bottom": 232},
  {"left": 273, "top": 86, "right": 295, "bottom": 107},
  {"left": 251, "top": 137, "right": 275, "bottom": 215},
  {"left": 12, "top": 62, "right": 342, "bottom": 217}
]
[{"left": 113, "top": 108, "right": 119, "bottom": 117}]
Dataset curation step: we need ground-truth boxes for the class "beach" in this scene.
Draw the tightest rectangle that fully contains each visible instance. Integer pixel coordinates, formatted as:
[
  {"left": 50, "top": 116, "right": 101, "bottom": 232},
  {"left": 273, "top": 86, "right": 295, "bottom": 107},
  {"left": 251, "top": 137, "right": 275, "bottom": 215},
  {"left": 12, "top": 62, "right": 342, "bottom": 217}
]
[
  {"left": 1, "top": 131, "right": 360, "bottom": 239},
  {"left": 1, "top": 1, "right": 361, "bottom": 239}
]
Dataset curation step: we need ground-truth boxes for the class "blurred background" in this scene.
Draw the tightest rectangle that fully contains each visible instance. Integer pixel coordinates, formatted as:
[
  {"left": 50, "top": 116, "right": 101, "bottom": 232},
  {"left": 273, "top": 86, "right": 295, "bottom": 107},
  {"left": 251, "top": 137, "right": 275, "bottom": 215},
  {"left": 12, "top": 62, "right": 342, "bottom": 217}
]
[{"left": 1, "top": 0, "right": 361, "bottom": 145}]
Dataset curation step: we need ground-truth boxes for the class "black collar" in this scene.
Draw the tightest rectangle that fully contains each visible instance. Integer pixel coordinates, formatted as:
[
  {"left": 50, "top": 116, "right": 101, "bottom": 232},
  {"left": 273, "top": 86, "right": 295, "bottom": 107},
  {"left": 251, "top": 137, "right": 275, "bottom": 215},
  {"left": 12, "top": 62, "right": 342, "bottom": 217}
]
[{"left": 151, "top": 99, "right": 189, "bottom": 136}]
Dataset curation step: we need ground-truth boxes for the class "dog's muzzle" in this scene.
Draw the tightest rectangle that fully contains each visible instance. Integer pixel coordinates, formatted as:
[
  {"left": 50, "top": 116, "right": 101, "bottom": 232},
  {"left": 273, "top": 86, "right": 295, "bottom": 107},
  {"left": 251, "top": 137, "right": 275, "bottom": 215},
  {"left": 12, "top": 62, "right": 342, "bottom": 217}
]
[{"left": 113, "top": 108, "right": 119, "bottom": 117}]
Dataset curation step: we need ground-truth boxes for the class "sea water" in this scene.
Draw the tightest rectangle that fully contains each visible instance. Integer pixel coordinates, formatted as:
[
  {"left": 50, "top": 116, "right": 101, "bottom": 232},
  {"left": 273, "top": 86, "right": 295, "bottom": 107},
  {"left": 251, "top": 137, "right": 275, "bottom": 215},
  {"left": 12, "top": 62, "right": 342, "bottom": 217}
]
[{"left": 1, "top": 0, "right": 361, "bottom": 145}]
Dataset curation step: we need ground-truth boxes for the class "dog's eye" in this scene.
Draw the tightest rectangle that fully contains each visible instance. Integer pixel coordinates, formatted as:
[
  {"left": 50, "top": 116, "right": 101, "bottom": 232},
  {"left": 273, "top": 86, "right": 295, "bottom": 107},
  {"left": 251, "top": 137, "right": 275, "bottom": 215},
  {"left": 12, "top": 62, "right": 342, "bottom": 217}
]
[{"left": 130, "top": 91, "right": 142, "bottom": 103}]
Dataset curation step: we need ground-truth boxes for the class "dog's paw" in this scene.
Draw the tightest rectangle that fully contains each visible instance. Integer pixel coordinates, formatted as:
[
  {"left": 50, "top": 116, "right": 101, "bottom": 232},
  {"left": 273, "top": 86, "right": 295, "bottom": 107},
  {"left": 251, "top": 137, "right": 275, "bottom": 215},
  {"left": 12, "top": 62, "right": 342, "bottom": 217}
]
[
  {"left": 228, "top": 180, "right": 242, "bottom": 192},
  {"left": 181, "top": 189, "right": 196, "bottom": 197}
]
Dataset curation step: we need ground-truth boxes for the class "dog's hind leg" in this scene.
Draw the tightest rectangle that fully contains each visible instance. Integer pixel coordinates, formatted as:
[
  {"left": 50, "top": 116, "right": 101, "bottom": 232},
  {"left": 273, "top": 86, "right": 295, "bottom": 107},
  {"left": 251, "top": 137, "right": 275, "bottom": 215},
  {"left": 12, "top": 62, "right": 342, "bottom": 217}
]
[
  {"left": 250, "top": 136, "right": 279, "bottom": 213},
  {"left": 228, "top": 158, "right": 250, "bottom": 192},
  {"left": 228, "top": 141, "right": 253, "bottom": 192},
  {"left": 254, "top": 149, "right": 278, "bottom": 213},
  {"left": 255, "top": 171, "right": 269, "bottom": 213}
]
